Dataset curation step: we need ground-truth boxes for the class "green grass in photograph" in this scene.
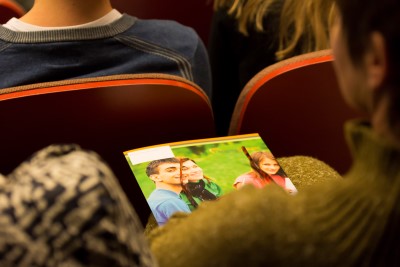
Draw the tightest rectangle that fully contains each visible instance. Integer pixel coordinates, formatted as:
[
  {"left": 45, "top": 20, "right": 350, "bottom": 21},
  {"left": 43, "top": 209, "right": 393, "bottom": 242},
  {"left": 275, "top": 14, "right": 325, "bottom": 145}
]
[{"left": 127, "top": 136, "right": 270, "bottom": 198}]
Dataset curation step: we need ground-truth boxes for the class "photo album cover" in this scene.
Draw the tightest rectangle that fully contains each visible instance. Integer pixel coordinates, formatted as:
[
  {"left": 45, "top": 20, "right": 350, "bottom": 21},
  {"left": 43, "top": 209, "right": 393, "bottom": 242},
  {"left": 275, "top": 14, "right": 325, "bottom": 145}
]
[{"left": 123, "top": 133, "right": 297, "bottom": 226}]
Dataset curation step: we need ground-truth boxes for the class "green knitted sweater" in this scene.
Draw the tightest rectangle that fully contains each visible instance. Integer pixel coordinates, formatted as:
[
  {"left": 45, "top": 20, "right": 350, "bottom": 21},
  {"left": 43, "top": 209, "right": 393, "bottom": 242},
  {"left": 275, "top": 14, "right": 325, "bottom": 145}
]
[{"left": 148, "top": 120, "right": 400, "bottom": 266}]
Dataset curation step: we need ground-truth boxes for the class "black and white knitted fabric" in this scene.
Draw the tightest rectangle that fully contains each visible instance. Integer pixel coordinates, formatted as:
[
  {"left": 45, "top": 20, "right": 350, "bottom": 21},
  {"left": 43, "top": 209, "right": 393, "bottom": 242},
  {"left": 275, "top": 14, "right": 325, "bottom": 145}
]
[{"left": 0, "top": 144, "right": 157, "bottom": 267}]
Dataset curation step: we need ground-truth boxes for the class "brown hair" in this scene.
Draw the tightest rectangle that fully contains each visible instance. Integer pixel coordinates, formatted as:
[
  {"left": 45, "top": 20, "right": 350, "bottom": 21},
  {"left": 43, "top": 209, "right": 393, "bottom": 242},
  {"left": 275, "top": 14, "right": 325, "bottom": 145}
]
[
  {"left": 145, "top": 157, "right": 180, "bottom": 177},
  {"left": 334, "top": 0, "right": 400, "bottom": 137},
  {"left": 250, "top": 151, "right": 276, "bottom": 166}
]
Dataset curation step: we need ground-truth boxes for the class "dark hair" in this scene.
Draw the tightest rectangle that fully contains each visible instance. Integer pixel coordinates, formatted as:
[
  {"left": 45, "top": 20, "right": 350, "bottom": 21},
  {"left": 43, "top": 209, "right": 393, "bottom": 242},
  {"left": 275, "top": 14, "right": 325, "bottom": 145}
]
[
  {"left": 179, "top": 157, "right": 214, "bottom": 182},
  {"left": 335, "top": 0, "right": 400, "bottom": 84},
  {"left": 335, "top": 0, "right": 400, "bottom": 132},
  {"left": 145, "top": 157, "right": 180, "bottom": 177}
]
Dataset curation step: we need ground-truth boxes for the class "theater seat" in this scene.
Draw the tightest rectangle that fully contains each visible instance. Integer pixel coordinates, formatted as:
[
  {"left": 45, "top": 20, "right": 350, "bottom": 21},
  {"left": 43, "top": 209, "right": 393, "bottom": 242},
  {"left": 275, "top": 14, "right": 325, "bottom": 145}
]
[
  {"left": 0, "top": 0, "right": 25, "bottom": 23},
  {"left": 0, "top": 73, "right": 216, "bottom": 225},
  {"left": 229, "top": 50, "right": 364, "bottom": 174}
]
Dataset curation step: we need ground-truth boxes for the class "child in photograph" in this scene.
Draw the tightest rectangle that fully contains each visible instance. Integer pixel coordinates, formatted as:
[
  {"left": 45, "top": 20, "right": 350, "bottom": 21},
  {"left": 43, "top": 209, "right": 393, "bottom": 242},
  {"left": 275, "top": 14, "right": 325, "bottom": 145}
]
[{"left": 234, "top": 151, "right": 297, "bottom": 194}]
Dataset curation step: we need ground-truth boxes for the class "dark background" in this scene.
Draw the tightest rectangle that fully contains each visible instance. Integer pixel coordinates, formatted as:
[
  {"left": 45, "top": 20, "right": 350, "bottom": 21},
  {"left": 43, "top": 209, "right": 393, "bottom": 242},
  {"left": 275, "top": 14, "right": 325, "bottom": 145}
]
[{"left": 112, "top": 0, "right": 214, "bottom": 44}]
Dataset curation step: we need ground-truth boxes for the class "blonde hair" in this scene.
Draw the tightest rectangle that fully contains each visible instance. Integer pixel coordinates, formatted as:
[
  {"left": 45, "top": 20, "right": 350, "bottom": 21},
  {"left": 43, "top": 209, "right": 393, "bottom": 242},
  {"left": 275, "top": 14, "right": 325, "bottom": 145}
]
[{"left": 213, "top": 0, "right": 335, "bottom": 60}]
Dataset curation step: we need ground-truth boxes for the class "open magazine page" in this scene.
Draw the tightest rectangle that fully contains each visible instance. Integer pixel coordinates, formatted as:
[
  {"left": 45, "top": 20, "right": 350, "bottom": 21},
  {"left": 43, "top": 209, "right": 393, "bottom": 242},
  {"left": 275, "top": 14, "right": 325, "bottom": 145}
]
[{"left": 123, "top": 133, "right": 297, "bottom": 226}]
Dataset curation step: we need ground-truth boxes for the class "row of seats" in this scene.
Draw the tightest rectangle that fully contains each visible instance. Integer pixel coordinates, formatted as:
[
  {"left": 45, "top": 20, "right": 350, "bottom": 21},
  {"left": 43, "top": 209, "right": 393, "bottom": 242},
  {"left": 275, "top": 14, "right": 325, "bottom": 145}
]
[
  {"left": 0, "top": 73, "right": 215, "bottom": 226},
  {"left": 0, "top": 49, "right": 362, "bottom": 224}
]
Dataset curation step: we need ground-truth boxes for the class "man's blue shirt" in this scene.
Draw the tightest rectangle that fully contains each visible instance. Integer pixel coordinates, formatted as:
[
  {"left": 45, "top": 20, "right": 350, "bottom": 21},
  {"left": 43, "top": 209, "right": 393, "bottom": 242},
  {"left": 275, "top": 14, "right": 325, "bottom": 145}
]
[{"left": 147, "top": 189, "right": 190, "bottom": 226}]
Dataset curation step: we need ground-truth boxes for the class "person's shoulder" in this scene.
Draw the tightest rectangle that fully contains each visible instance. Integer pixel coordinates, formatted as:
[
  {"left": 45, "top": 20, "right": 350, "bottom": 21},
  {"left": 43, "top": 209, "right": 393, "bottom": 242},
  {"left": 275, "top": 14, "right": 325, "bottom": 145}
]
[
  {"left": 127, "top": 15, "right": 200, "bottom": 43},
  {"left": 233, "top": 171, "right": 257, "bottom": 184},
  {"left": 2, "top": 144, "right": 154, "bottom": 266},
  {"left": 148, "top": 189, "right": 179, "bottom": 200},
  {"left": 237, "top": 171, "right": 257, "bottom": 179},
  {"left": 157, "top": 194, "right": 189, "bottom": 212},
  {"left": 136, "top": 17, "right": 194, "bottom": 31},
  {"left": 148, "top": 188, "right": 168, "bottom": 197},
  {"left": 277, "top": 156, "right": 342, "bottom": 190}
]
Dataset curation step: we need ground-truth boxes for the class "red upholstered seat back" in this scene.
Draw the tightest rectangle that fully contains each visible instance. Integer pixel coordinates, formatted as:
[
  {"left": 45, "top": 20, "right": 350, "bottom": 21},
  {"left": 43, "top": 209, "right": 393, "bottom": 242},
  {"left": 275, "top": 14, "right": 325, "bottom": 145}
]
[
  {"left": 0, "top": 0, "right": 25, "bottom": 23},
  {"left": 0, "top": 73, "right": 215, "bottom": 224},
  {"left": 229, "top": 50, "right": 364, "bottom": 174}
]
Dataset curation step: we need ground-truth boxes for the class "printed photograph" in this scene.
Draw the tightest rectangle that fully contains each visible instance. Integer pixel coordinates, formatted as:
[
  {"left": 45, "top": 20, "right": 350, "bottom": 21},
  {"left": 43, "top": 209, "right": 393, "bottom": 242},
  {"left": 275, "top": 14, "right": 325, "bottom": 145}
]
[{"left": 124, "top": 134, "right": 296, "bottom": 225}]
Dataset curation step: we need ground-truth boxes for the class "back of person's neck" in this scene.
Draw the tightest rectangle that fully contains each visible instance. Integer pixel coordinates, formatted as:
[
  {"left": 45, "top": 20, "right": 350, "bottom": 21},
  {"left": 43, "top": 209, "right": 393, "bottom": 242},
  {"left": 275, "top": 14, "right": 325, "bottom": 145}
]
[
  {"left": 19, "top": 0, "right": 113, "bottom": 27},
  {"left": 372, "top": 92, "right": 400, "bottom": 149}
]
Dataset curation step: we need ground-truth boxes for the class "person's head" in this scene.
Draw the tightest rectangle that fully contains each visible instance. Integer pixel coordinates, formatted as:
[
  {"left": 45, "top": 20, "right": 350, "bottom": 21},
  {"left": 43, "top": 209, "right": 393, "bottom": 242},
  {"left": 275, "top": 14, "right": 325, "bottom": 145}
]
[
  {"left": 331, "top": 0, "right": 400, "bottom": 144},
  {"left": 146, "top": 158, "right": 188, "bottom": 185},
  {"left": 251, "top": 151, "right": 280, "bottom": 175},
  {"left": 213, "top": 0, "right": 335, "bottom": 60},
  {"left": 180, "top": 158, "right": 204, "bottom": 182}
]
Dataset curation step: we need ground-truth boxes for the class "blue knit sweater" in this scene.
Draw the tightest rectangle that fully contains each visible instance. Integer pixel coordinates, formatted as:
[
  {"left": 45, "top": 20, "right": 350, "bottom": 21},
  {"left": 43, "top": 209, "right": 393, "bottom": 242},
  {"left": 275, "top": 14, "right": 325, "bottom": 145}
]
[{"left": 0, "top": 14, "right": 212, "bottom": 98}]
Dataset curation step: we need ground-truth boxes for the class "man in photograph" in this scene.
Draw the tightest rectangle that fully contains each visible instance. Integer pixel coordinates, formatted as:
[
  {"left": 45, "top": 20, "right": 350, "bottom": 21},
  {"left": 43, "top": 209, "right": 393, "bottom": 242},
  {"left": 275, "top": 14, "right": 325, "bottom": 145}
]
[{"left": 146, "top": 158, "right": 191, "bottom": 225}]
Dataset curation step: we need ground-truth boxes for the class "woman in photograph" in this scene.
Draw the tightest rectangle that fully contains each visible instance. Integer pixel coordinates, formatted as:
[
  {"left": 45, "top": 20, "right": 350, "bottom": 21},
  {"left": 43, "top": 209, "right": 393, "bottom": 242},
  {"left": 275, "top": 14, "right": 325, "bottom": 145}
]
[{"left": 180, "top": 158, "right": 223, "bottom": 211}]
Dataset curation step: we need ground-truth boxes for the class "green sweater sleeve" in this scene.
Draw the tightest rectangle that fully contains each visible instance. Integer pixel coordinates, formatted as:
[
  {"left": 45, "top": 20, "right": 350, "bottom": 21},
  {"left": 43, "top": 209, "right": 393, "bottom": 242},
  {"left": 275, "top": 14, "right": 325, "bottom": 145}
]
[
  {"left": 147, "top": 121, "right": 400, "bottom": 267},
  {"left": 147, "top": 156, "right": 343, "bottom": 266}
]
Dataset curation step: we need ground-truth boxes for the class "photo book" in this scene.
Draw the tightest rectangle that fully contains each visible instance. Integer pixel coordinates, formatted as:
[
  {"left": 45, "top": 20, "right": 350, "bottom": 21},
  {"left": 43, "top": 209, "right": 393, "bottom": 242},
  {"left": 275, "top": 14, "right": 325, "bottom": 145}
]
[{"left": 123, "top": 133, "right": 297, "bottom": 225}]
